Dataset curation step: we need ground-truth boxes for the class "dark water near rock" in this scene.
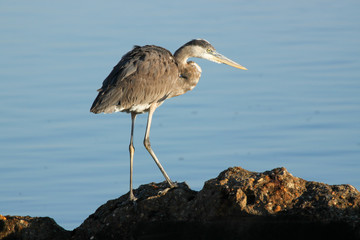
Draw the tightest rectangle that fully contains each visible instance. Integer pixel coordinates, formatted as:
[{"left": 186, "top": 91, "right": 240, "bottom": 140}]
[{"left": 1, "top": 1, "right": 359, "bottom": 230}]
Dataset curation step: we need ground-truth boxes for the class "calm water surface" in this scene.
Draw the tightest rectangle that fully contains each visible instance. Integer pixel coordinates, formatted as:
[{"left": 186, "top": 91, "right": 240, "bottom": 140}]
[{"left": 1, "top": 1, "right": 359, "bottom": 230}]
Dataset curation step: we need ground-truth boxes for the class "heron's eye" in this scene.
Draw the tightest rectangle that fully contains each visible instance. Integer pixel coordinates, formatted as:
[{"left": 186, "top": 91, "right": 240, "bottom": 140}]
[{"left": 206, "top": 49, "right": 213, "bottom": 53}]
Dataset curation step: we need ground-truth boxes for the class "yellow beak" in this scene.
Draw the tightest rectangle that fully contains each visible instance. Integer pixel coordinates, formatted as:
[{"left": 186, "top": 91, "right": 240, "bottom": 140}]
[{"left": 210, "top": 51, "right": 248, "bottom": 70}]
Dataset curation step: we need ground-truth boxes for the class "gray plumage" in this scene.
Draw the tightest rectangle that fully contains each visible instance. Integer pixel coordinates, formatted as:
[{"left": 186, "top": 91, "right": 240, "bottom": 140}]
[
  {"left": 90, "top": 39, "right": 247, "bottom": 201},
  {"left": 91, "top": 45, "right": 179, "bottom": 114}
]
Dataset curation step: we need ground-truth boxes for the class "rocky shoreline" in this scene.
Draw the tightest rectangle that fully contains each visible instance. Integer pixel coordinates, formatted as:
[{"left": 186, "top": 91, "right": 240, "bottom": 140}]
[{"left": 1, "top": 166, "right": 360, "bottom": 239}]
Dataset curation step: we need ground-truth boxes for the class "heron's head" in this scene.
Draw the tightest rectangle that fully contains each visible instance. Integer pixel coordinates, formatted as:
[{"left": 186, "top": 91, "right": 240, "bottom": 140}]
[{"left": 175, "top": 39, "right": 247, "bottom": 70}]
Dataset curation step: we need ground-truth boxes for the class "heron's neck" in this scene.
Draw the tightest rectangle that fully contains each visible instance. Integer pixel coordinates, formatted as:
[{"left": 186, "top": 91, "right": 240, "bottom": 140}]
[
  {"left": 169, "top": 60, "right": 201, "bottom": 99},
  {"left": 174, "top": 45, "right": 194, "bottom": 66},
  {"left": 167, "top": 45, "right": 202, "bottom": 98}
]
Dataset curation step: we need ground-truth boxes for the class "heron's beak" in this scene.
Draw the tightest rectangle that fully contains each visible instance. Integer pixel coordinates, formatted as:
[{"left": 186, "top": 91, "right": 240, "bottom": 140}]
[{"left": 210, "top": 51, "right": 248, "bottom": 70}]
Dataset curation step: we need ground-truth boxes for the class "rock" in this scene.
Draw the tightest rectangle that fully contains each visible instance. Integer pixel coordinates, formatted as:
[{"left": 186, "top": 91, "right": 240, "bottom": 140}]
[
  {"left": 72, "top": 167, "right": 360, "bottom": 240},
  {"left": 71, "top": 182, "right": 197, "bottom": 240},
  {"left": 191, "top": 167, "right": 360, "bottom": 221},
  {"left": 1, "top": 166, "right": 360, "bottom": 240},
  {"left": 0, "top": 215, "right": 70, "bottom": 240}
]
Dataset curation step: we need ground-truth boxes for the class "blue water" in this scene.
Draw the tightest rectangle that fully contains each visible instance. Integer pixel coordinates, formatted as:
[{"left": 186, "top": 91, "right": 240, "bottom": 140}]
[{"left": 1, "top": 0, "right": 359, "bottom": 230}]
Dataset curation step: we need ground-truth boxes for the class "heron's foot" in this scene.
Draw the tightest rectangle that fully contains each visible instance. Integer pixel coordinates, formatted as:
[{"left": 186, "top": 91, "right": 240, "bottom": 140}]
[
  {"left": 129, "top": 191, "right": 138, "bottom": 202},
  {"left": 158, "top": 187, "right": 171, "bottom": 196},
  {"left": 168, "top": 181, "right": 178, "bottom": 188},
  {"left": 155, "top": 181, "right": 178, "bottom": 196}
]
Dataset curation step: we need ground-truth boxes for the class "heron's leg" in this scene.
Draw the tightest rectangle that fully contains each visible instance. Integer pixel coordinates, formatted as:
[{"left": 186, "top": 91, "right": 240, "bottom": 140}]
[
  {"left": 129, "top": 112, "right": 137, "bottom": 201},
  {"left": 144, "top": 105, "right": 177, "bottom": 188}
]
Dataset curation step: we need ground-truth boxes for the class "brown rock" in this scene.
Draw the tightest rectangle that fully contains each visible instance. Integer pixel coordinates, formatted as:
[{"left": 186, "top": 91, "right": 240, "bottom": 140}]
[
  {"left": 0, "top": 215, "right": 69, "bottom": 240},
  {"left": 72, "top": 167, "right": 360, "bottom": 240}
]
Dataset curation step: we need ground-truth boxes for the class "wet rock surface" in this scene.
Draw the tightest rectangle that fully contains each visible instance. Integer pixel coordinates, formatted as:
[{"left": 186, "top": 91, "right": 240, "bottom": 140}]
[{"left": 1, "top": 167, "right": 360, "bottom": 240}]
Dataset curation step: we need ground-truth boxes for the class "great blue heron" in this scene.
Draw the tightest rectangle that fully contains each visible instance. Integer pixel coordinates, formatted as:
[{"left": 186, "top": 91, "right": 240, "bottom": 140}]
[{"left": 90, "top": 39, "right": 247, "bottom": 200}]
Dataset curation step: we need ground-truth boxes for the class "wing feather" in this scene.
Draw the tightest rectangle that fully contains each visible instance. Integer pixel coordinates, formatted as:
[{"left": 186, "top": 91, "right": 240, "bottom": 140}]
[{"left": 90, "top": 45, "right": 179, "bottom": 114}]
